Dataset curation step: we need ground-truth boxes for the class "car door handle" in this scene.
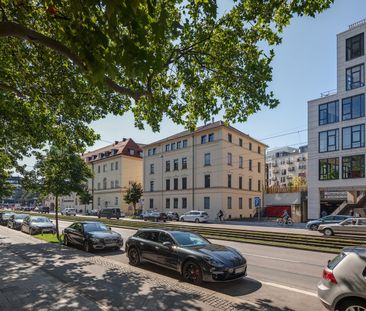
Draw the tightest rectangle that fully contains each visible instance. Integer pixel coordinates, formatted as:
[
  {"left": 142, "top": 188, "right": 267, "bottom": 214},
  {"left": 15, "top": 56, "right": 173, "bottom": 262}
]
[
  {"left": 155, "top": 246, "right": 160, "bottom": 250},
  {"left": 140, "top": 242, "right": 144, "bottom": 246}
]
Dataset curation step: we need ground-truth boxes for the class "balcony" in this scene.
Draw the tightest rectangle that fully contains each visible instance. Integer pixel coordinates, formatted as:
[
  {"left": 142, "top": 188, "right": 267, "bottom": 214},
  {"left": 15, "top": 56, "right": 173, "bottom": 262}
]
[
  {"left": 271, "top": 177, "right": 277, "bottom": 181},
  {"left": 286, "top": 159, "right": 293, "bottom": 165},
  {"left": 286, "top": 175, "right": 293, "bottom": 180},
  {"left": 271, "top": 162, "right": 278, "bottom": 167},
  {"left": 320, "top": 89, "right": 337, "bottom": 98},
  {"left": 288, "top": 167, "right": 295, "bottom": 172},
  {"left": 272, "top": 169, "right": 279, "bottom": 174}
]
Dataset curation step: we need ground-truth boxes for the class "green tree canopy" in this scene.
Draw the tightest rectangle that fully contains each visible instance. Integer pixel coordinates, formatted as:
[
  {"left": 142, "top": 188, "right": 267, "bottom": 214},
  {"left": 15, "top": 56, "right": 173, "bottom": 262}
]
[
  {"left": 123, "top": 182, "right": 143, "bottom": 215},
  {"left": 0, "top": 0, "right": 333, "bottom": 184}
]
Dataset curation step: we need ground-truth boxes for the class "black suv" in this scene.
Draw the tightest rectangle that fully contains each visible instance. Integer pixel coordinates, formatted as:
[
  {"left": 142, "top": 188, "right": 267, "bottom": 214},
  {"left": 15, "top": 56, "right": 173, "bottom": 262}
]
[
  {"left": 40, "top": 206, "right": 50, "bottom": 214},
  {"left": 98, "top": 208, "right": 122, "bottom": 220},
  {"left": 143, "top": 212, "right": 167, "bottom": 222}
]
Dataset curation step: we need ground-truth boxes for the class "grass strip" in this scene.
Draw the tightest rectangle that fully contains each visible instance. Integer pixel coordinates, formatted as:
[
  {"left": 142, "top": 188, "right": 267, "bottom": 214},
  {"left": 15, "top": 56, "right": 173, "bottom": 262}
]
[{"left": 33, "top": 233, "right": 63, "bottom": 244}]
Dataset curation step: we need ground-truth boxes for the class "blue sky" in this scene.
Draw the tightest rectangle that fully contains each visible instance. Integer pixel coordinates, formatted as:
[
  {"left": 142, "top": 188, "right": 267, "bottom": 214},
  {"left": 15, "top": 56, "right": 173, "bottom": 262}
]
[{"left": 89, "top": 0, "right": 365, "bottom": 152}]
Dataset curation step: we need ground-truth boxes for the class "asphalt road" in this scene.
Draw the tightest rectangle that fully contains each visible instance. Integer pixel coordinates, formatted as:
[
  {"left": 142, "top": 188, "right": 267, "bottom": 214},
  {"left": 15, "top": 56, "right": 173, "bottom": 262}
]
[{"left": 58, "top": 219, "right": 329, "bottom": 311}]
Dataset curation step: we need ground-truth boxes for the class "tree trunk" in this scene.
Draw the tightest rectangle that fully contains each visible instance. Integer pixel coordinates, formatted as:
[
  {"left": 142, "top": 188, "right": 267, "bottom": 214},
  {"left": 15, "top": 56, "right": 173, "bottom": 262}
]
[
  {"left": 133, "top": 203, "right": 136, "bottom": 216},
  {"left": 55, "top": 195, "right": 60, "bottom": 241}
]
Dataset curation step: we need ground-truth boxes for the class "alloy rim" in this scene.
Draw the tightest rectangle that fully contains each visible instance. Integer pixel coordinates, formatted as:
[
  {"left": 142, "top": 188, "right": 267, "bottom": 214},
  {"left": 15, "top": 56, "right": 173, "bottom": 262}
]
[
  {"left": 84, "top": 242, "right": 89, "bottom": 252},
  {"left": 129, "top": 249, "right": 138, "bottom": 264},
  {"left": 345, "top": 306, "right": 366, "bottom": 311},
  {"left": 184, "top": 263, "right": 200, "bottom": 282},
  {"left": 64, "top": 236, "right": 68, "bottom": 246}
]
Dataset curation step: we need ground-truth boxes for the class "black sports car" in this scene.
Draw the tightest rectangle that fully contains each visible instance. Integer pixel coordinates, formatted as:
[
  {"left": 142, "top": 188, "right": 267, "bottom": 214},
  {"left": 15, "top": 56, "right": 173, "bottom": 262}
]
[
  {"left": 63, "top": 221, "right": 123, "bottom": 252},
  {"left": 125, "top": 229, "right": 247, "bottom": 284}
]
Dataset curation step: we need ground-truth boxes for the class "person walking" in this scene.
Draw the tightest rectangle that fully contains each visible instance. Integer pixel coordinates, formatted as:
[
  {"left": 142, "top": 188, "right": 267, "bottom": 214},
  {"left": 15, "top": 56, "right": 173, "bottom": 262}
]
[{"left": 217, "top": 210, "right": 224, "bottom": 222}]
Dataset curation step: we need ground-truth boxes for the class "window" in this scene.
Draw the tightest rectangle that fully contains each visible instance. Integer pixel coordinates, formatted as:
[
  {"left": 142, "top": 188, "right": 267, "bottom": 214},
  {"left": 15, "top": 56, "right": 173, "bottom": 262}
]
[
  {"left": 149, "top": 199, "right": 154, "bottom": 209},
  {"left": 204, "top": 175, "right": 210, "bottom": 188},
  {"left": 173, "top": 159, "right": 179, "bottom": 170},
  {"left": 249, "top": 142, "right": 252, "bottom": 151},
  {"left": 281, "top": 176, "right": 286, "bottom": 183},
  {"left": 204, "top": 153, "right": 211, "bottom": 166},
  {"left": 115, "top": 180, "right": 119, "bottom": 188},
  {"left": 148, "top": 149, "right": 152, "bottom": 156},
  {"left": 208, "top": 133, "right": 214, "bottom": 142},
  {"left": 258, "top": 146, "right": 261, "bottom": 154},
  {"left": 103, "top": 177, "right": 107, "bottom": 189},
  {"left": 129, "top": 149, "right": 135, "bottom": 155},
  {"left": 319, "top": 129, "right": 339, "bottom": 152},
  {"left": 97, "top": 182, "right": 101, "bottom": 190},
  {"left": 173, "top": 198, "right": 178, "bottom": 209},
  {"left": 201, "top": 135, "right": 207, "bottom": 144},
  {"left": 239, "top": 176, "right": 243, "bottom": 189},
  {"left": 150, "top": 181, "right": 154, "bottom": 192},
  {"left": 115, "top": 161, "right": 118, "bottom": 170},
  {"left": 342, "top": 124, "right": 365, "bottom": 149},
  {"left": 342, "top": 155, "right": 365, "bottom": 179},
  {"left": 227, "top": 197, "right": 232, "bottom": 209},
  {"left": 174, "top": 178, "right": 178, "bottom": 190},
  {"left": 228, "top": 174, "right": 232, "bottom": 188},
  {"left": 239, "top": 198, "right": 243, "bottom": 209},
  {"left": 115, "top": 197, "right": 118, "bottom": 205},
  {"left": 111, "top": 181, "right": 114, "bottom": 188},
  {"left": 342, "top": 94, "right": 365, "bottom": 120},
  {"left": 111, "top": 162, "right": 114, "bottom": 171},
  {"left": 182, "top": 139, "right": 188, "bottom": 148},
  {"left": 97, "top": 197, "right": 101, "bottom": 206},
  {"left": 204, "top": 197, "right": 210, "bottom": 209},
  {"left": 166, "top": 160, "right": 170, "bottom": 172},
  {"left": 346, "top": 64, "right": 365, "bottom": 90},
  {"left": 249, "top": 198, "right": 252, "bottom": 209},
  {"left": 166, "top": 198, "right": 170, "bottom": 209},
  {"left": 249, "top": 178, "right": 252, "bottom": 191},
  {"left": 228, "top": 133, "right": 232, "bottom": 142},
  {"left": 227, "top": 153, "right": 232, "bottom": 165},
  {"left": 179, "top": 158, "right": 187, "bottom": 171},
  {"left": 150, "top": 163, "right": 154, "bottom": 174},
  {"left": 177, "top": 141, "right": 181, "bottom": 149},
  {"left": 319, "top": 101, "right": 339, "bottom": 126},
  {"left": 182, "top": 177, "right": 187, "bottom": 189},
  {"left": 258, "top": 180, "right": 261, "bottom": 191},
  {"left": 165, "top": 144, "right": 170, "bottom": 152},
  {"left": 182, "top": 198, "right": 187, "bottom": 209},
  {"left": 166, "top": 179, "right": 170, "bottom": 191},
  {"left": 103, "top": 164, "right": 107, "bottom": 172},
  {"left": 319, "top": 158, "right": 339, "bottom": 180},
  {"left": 249, "top": 159, "right": 252, "bottom": 171},
  {"left": 239, "top": 156, "right": 243, "bottom": 168},
  {"left": 239, "top": 138, "right": 243, "bottom": 147},
  {"left": 98, "top": 165, "right": 101, "bottom": 173},
  {"left": 346, "top": 33, "right": 364, "bottom": 61},
  {"left": 171, "top": 142, "right": 176, "bottom": 151},
  {"left": 258, "top": 162, "right": 261, "bottom": 173}
]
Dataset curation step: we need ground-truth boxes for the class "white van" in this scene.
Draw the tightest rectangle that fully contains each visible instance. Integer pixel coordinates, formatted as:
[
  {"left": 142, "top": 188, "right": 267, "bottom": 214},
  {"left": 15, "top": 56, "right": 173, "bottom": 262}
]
[
  {"left": 61, "top": 208, "right": 77, "bottom": 216},
  {"left": 179, "top": 211, "right": 209, "bottom": 223}
]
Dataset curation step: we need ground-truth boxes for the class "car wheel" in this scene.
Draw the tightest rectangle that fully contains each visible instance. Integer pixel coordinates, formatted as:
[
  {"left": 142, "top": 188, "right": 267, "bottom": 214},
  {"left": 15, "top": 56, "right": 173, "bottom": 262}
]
[
  {"left": 117, "top": 217, "right": 120, "bottom": 220},
  {"left": 195, "top": 218, "right": 200, "bottom": 223},
  {"left": 128, "top": 247, "right": 141, "bottom": 266},
  {"left": 64, "top": 235, "right": 70, "bottom": 246},
  {"left": 337, "top": 298, "right": 366, "bottom": 311},
  {"left": 324, "top": 228, "right": 334, "bottom": 236},
  {"left": 98, "top": 215, "right": 101, "bottom": 219},
  {"left": 182, "top": 260, "right": 203, "bottom": 285},
  {"left": 310, "top": 224, "right": 318, "bottom": 231},
  {"left": 83, "top": 241, "right": 91, "bottom": 252}
]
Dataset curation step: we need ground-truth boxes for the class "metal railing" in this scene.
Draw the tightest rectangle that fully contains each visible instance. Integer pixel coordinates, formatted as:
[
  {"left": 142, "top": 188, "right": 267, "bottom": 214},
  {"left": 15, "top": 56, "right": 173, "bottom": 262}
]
[
  {"left": 320, "top": 89, "right": 337, "bottom": 98},
  {"left": 349, "top": 19, "right": 366, "bottom": 29},
  {"left": 265, "top": 185, "right": 307, "bottom": 193}
]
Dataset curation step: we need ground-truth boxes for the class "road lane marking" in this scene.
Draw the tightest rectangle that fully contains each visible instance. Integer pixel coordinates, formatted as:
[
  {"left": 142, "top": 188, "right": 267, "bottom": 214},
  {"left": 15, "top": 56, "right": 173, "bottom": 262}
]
[
  {"left": 242, "top": 252, "right": 325, "bottom": 266},
  {"left": 259, "top": 280, "right": 318, "bottom": 297}
]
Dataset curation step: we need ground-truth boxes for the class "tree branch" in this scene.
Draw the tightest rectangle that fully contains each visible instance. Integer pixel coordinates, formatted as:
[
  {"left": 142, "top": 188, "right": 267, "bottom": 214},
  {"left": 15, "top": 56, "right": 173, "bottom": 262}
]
[
  {"left": 0, "top": 82, "right": 23, "bottom": 97},
  {"left": 0, "top": 21, "right": 147, "bottom": 101}
]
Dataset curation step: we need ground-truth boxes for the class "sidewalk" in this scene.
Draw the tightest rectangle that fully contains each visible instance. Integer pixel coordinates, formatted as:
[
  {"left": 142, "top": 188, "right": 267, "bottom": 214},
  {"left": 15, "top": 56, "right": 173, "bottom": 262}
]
[{"left": 0, "top": 226, "right": 262, "bottom": 311}]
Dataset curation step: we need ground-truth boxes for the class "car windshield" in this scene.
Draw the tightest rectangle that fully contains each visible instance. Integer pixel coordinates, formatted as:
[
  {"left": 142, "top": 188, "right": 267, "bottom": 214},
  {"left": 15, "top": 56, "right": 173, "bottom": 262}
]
[
  {"left": 83, "top": 223, "right": 109, "bottom": 232},
  {"left": 31, "top": 217, "right": 50, "bottom": 223},
  {"left": 15, "top": 214, "right": 27, "bottom": 219},
  {"left": 171, "top": 232, "right": 210, "bottom": 247}
]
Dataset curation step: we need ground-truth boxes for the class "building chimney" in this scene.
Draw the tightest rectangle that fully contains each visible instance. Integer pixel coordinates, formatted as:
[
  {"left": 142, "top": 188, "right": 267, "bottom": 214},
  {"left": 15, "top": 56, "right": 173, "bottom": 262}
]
[
  {"left": 114, "top": 140, "right": 119, "bottom": 145},
  {"left": 122, "top": 138, "right": 127, "bottom": 142}
]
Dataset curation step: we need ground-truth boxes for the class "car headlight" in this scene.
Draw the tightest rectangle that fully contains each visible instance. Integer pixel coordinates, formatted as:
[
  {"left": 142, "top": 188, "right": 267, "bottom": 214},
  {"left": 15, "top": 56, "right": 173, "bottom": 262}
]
[{"left": 203, "top": 256, "right": 224, "bottom": 267}]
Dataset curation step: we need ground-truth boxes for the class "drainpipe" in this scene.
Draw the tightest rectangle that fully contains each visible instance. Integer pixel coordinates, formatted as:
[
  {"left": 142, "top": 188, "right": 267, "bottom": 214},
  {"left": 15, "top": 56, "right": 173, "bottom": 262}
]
[{"left": 192, "top": 133, "right": 195, "bottom": 210}]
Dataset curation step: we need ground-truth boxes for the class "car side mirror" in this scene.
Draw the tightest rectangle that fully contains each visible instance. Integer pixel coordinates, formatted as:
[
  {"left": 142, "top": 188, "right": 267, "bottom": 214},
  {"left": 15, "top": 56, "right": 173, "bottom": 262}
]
[{"left": 163, "top": 241, "right": 173, "bottom": 248}]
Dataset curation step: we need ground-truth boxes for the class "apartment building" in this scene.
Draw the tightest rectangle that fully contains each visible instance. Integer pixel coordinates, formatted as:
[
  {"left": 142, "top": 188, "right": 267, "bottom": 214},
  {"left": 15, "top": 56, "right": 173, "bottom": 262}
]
[
  {"left": 266, "top": 146, "right": 308, "bottom": 187},
  {"left": 308, "top": 20, "right": 366, "bottom": 219},
  {"left": 143, "top": 121, "right": 266, "bottom": 220},
  {"left": 83, "top": 138, "right": 143, "bottom": 215}
]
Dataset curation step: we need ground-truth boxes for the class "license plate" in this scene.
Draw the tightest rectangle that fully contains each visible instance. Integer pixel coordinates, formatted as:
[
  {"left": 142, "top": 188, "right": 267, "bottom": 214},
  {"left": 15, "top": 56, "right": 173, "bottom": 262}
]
[{"left": 235, "top": 267, "right": 245, "bottom": 274}]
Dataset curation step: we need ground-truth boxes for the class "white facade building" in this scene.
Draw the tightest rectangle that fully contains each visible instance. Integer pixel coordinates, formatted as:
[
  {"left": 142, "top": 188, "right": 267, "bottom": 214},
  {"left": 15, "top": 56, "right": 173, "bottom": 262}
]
[{"left": 308, "top": 20, "right": 366, "bottom": 219}]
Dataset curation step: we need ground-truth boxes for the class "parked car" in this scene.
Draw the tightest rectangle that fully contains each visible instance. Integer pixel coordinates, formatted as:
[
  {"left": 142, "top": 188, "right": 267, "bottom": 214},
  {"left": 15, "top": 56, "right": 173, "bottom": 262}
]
[
  {"left": 40, "top": 206, "right": 50, "bottom": 214},
  {"left": 85, "top": 210, "right": 98, "bottom": 216},
  {"left": 318, "top": 246, "right": 366, "bottom": 311},
  {"left": 143, "top": 212, "right": 167, "bottom": 222},
  {"left": 136, "top": 210, "right": 152, "bottom": 219},
  {"left": 167, "top": 212, "right": 179, "bottom": 221},
  {"left": 21, "top": 216, "right": 55, "bottom": 235},
  {"left": 61, "top": 208, "right": 77, "bottom": 216},
  {"left": 318, "top": 218, "right": 366, "bottom": 236},
  {"left": 0, "top": 212, "right": 15, "bottom": 226},
  {"left": 98, "top": 208, "right": 123, "bottom": 220},
  {"left": 180, "top": 211, "right": 209, "bottom": 223},
  {"left": 126, "top": 229, "right": 247, "bottom": 284},
  {"left": 63, "top": 221, "right": 123, "bottom": 252},
  {"left": 34, "top": 207, "right": 40, "bottom": 212},
  {"left": 8, "top": 214, "right": 29, "bottom": 230},
  {"left": 306, "top": 215, "right": 350, "bottom": 231}
]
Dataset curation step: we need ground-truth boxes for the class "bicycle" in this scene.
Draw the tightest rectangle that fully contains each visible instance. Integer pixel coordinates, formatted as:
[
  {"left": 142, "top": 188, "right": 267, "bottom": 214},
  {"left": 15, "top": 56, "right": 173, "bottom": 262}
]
[{"left": 276, "top": 217, "right": 293, "bottom": 226}]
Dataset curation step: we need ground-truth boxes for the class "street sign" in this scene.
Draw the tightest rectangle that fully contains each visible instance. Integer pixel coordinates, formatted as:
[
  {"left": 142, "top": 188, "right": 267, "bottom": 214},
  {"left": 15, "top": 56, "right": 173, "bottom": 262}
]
[{"left": 254, "top": 197, "right": 261, "bottom": 208}]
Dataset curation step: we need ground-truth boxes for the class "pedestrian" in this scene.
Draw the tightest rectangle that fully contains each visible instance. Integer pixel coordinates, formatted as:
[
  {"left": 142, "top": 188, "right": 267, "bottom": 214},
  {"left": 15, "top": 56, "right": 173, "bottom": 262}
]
[
  {"left": 349, "top": 209, "right": 354, "bottom": 217},
  {"left": 217, "top": 210, "right": 224, "bottom": 222}
]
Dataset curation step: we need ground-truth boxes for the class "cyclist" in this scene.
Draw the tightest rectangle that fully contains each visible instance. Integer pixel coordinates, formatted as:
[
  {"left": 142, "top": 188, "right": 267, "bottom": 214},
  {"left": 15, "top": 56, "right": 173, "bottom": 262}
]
[{"left": 281, "top": 210, "right": 290, "bottom": 224}]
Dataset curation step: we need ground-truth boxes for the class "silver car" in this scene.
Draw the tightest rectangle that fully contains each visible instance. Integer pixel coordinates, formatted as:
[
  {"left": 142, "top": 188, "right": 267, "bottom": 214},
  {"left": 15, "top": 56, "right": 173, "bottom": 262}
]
[
  {"left": 318, "top": 246, "right": 366, "bottom": 311},
  {"left": 318, "top": 218, "right": 366, "bottom": 236}
]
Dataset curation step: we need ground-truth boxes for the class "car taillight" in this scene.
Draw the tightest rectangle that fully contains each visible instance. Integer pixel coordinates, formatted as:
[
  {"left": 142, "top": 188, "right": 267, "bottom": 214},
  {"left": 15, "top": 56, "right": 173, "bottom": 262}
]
[{"left": 322, "top": 268, "right": 337, "bottom": 284}]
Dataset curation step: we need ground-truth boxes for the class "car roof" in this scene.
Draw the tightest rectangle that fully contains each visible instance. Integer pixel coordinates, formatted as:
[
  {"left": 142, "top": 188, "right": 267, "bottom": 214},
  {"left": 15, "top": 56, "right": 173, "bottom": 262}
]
[
  {"left": 343, "top": 246, "right": 366, "bottom": 259},
  {"left": 75, "top": 221, "right": 105, "bottom": 224},
  {"left": 137, "top": 228, "right": 193, "bottom": 234}
]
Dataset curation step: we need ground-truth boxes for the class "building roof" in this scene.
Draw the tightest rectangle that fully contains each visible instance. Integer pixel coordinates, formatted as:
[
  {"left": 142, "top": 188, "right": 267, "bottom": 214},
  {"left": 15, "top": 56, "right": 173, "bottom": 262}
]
[
  {"left": 82, "top": 138, "right": 143, "bottom": 163},
  {"left": 143, "top": 121, "right": 268, "bottom": 148}
]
